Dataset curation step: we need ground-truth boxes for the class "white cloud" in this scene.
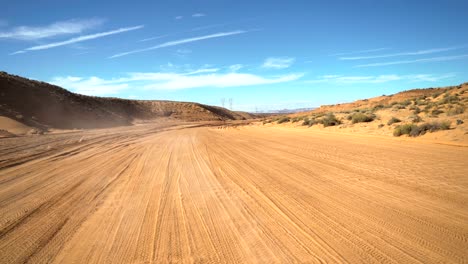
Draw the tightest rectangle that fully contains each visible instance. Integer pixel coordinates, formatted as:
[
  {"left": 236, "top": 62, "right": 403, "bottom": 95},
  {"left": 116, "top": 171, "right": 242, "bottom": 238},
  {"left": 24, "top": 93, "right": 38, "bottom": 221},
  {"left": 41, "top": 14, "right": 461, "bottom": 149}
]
[
  {"left": 184, "top": 68, "right": 219, "bottom": 75},
  {"left": 110, "top": 30, "right": 247, "bottom": 58},
  {"left": 192, "top": 13, "right": 206, "bottom": 18},
  {"left": 306, "top": 73, "right": 455, "bottom": 84},
  {"left": 175, "top": 16, "right": 183, "bottom": 20},
  {"left": 51, "top": 76, "right": 129, "bottom": 96},
  {"left": 331, "top": 48, "right": 390, "bottom": 56},
  {"left": 262, "top": 57, "right": 295, "bottom": 69},
  {"left": 11, "top": 25, "right": 144, "bottom": 54},
  {"left": 143, "top": 73, "right": 302, "bottom": 90},
  {"left": 340, "top": 47, "right": 462, "bottom": 60},
  {"left": 355, "top": 54, "right": 468, "bottom": 67},
  {"left": 0, "top": 18, "right": 104, "bottom": 40},
  {"left": 139, "top": 34, "right": 169, "bottom": 42},
  {"left": 229, "top": 64, "right": 243, "bottom": 72},
  {"left": 51, "top": 68, "right": 303, "bottom": 96}
]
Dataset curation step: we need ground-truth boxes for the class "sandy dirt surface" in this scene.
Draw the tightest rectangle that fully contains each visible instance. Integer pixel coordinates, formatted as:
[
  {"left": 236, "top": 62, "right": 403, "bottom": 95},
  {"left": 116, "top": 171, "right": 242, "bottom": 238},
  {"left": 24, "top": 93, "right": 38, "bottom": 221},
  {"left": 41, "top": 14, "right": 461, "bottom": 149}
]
[{"left": 1, "top": 123, "right": 467, "bottom": 263}]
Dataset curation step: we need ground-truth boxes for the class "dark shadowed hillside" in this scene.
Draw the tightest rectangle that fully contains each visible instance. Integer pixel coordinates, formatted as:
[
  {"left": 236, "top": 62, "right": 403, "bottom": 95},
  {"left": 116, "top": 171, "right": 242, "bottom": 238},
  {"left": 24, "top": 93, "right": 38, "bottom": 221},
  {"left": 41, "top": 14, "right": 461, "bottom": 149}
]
[{"left": 0, "top": 72, "right": 255, "bottom": 133}]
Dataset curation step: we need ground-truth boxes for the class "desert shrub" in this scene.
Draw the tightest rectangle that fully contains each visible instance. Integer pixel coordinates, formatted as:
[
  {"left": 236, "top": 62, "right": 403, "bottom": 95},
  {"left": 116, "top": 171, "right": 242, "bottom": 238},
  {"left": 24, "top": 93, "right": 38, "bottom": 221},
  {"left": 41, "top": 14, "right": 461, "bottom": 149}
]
[
  {"left": 277, "top": 116, "right": 290, "bottom": 124},
  {"left": 391, "top": 101, "right": 398, "bottom": 106},
  {"left": 414, "top": 99, "right": 427, "bottom": 106},
  {"left": 393, "top": 124, "right": 418, "bottom": 137},
  {"left": 446, "top": 105, "right": 465, "bottom": 116},
  {"left": 387, "top": 117, "right": 401, "bottom": 125},
  {"left": 393, "top": 104, "right": 406, "bottom": 110},
  {"left": 302, "top": 118, "right": 316, "bottom": 127},
  {"left": 291, "top": 116, "right": 304, "bottom": 123},
  {"left": 412, "top": 107, "right": 421, "bottom": 114},
  {"left": 431, "top": 109, "right": 444, "bottom": 117},
  {"left": 400, "top": 100, "right": 412, "bottom": 106},
  {"left": 438, "top": 95, "right": 460, "bottom": 105},
  {"left": 394, "top": 121, "right": 451, "bottom": 137},
  {"left": 378, "top": 124, "right": 385, "bottom": 128},
  {"left": 416, "top": 121, "right": 451, "bottom": 135},
  {"left": 277, "top": 117, "right": 290, "bottom": 124},
  {"left": 432, "top": 92, "right": 442, "bottom": 99},
  {"left": 320, "top": 113, "right": 341, "bottom": 127},
  {"left": 350, "top": 113, "right": 375, "bottom": 124},
  {"left": 408, "top": 114, "right": 422, "bottom": 123},
  {"left": 372, "top": 104, "right": 385, "bottom": 111},
  {"left": 423, "top": 103, "right": 436, "bottom": 112}
]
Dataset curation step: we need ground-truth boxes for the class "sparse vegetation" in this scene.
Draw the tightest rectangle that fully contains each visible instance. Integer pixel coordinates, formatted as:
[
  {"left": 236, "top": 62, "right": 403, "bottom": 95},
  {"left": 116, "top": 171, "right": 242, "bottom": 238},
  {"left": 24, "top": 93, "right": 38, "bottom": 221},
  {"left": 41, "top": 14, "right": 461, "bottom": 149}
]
[
  {"left": 400, "top": 100, "right": 412, "bottom": 106},
  {"left": 393, "top": 124, "right": 418, "bottom": 137},
  {"left": 446, "top": 105, "right": 465, "bottom": 116},
  {"left": 372, "top": 104, "right": 385, "bottom": 111},
  {"left": 387, "top": 117, "right": 401, "bottom": 125},
  {"left": 408, "top": 114, "right": 422, "bottom": 123},
  {"left": 393, "top": 121, "right": 451, "bottom": 137},
  {"left": 320, "top": 113, "right": 341, "bottom": 127},
  {"left": 302, "top": 118, "right": 316, "bottom": 127},
  {"left": 438, "top": 94, "right": 459, "bottom": 105},
  {"left": 291, "top": 116, "right": 303, "bottom": 123},
  {"left": 350, "top": 113, "right": 375, "bottom": 124},
  {"left": 277, "top": 116, "right": 290, "bottom": 124},
  {"left": 431, "top": 109, "right": 444, "bottom": 117}
]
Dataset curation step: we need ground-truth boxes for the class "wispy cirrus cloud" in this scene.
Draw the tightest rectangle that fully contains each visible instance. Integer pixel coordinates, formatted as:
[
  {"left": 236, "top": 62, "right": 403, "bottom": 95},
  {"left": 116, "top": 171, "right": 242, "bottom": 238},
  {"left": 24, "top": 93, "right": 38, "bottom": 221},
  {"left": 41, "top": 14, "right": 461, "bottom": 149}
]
[
  {"left": 0, "top": 18, "right": 104, "bottom": 40},
  {"left": 51, "top": 68, "right": 303, "bottom": 96},
  {"left": 306, "top": 73, "right": 456, "bottom": 84},
  {"left": 139, "top": 34, "right": 170, "bottom": 42},
  {"left": 355, "top": 54, "right": 468, "bottom": 67},
  {"left": 192, "top": 13, "right": 206, "bottom": 18},
  {"left": 340, "top": 47, "right": 462, "bottom": 60},
  {"left": 331, "top": 48, "right": 390, "bottom": 56},
  {"left": 262, "top": 57, "right": 295, "bottom": 69},
  {"left": 11, "top": 25, "right": 144, "bottom": 54},
  {"left": 110, "top": 30, "right": 247, "bottom": 58},
  {"left": 175, "top": 16, "right": 183, "bottom": 20}
]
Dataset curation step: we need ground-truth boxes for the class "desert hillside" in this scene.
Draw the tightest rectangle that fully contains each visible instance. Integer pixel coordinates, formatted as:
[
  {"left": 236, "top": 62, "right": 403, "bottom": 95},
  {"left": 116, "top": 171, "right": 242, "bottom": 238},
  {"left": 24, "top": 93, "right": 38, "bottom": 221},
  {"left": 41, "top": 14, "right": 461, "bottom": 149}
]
[
  {"left": 0, "top": 72, "right": 253, "bottom": 135},
  {"left": 264, "top": 83, "right": 468, "bottom": 144}
]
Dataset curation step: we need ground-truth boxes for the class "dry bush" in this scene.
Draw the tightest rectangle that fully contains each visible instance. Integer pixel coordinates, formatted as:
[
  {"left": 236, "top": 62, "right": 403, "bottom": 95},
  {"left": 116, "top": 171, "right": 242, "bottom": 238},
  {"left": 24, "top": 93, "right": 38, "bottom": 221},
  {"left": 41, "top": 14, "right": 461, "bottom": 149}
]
[{"left": 387, "top": 117, "right": 401, "bottom": 125}]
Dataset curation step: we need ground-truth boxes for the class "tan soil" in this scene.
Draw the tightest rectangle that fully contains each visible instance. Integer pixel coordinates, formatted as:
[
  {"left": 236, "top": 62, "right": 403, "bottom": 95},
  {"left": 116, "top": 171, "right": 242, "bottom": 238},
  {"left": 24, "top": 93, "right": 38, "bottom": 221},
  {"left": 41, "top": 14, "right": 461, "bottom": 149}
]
[{"left": 1, "top": 122, "right": 467, "bottom": 263}]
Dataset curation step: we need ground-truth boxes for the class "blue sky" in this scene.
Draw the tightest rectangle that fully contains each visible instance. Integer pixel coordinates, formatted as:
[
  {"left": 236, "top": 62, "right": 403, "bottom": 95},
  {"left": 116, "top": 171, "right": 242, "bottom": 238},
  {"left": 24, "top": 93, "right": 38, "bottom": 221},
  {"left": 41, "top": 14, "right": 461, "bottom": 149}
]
[{"left": 1, "top": 0, "right": 468, "bottom": 111}]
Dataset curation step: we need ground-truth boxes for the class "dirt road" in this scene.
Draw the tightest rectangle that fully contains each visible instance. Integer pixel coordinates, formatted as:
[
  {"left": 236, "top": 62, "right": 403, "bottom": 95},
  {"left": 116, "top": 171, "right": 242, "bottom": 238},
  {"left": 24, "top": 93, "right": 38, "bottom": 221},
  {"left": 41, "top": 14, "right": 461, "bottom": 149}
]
[{"left": 1, "top": 123, "right": 467, "bottom": 263}]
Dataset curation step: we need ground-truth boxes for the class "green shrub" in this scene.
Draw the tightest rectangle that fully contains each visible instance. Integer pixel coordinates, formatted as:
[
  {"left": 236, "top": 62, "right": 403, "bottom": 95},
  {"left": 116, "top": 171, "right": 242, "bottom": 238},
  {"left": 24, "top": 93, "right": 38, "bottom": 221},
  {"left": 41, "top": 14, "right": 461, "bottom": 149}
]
[
  {"left": 302, "top": 118, "right": 316, "bottom": 127},
  {"left": 387, "top": 117, "right": 401, "bottom": 125},
  {"left": 416, "top": 121, "right": 451, "bottom": 135},
  {"left": 350, "top": 113, "right": 375, "bottom": 124},
  {"left": 320, "top": 113, "right": 341, "bottom": 127},
  {"left": 393, "top": 104, "right": 406, "bottom": 110},
  {"left": 393, "top": 121, "right": 451, "bottom": 137},
  {"left": 400, "top": 100, "right": 412, "bottom": 106},
  {"left": 431, "top": 109, "right": 444, "bottom": 117},
  {"left": 393, "top": 124, "right": 418, "bottom": 137},
  {"left": 277, "top": 117, "right": 290, "bottom": 124},
  {"left": 372, "top": 104, "right": 385, "bottom": 111},
  {"left": 446, "top": 105, "right": 465, "bottom": 116},
  {"left": 412, "top": 106, "right": 421, "bottom": 114},
  {"left": 408, "top": 114, "right": 422, "bottom": 123},
  {"left": 291, "top": 116, "right": 303, "bottom": 123},
  {"left": 438, "top": 94, "right": 459, "bottom": 105}
]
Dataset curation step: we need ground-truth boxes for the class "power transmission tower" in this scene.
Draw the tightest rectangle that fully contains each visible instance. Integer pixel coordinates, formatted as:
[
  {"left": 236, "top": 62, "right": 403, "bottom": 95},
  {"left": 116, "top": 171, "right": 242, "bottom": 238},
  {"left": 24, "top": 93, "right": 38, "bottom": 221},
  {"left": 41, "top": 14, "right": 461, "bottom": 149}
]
[
  {"left": 221, "top": 98, "right": 225, "bottom": 108},
  {"left": 228, "top": 98, "right": 233, "bottom": 110}
]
